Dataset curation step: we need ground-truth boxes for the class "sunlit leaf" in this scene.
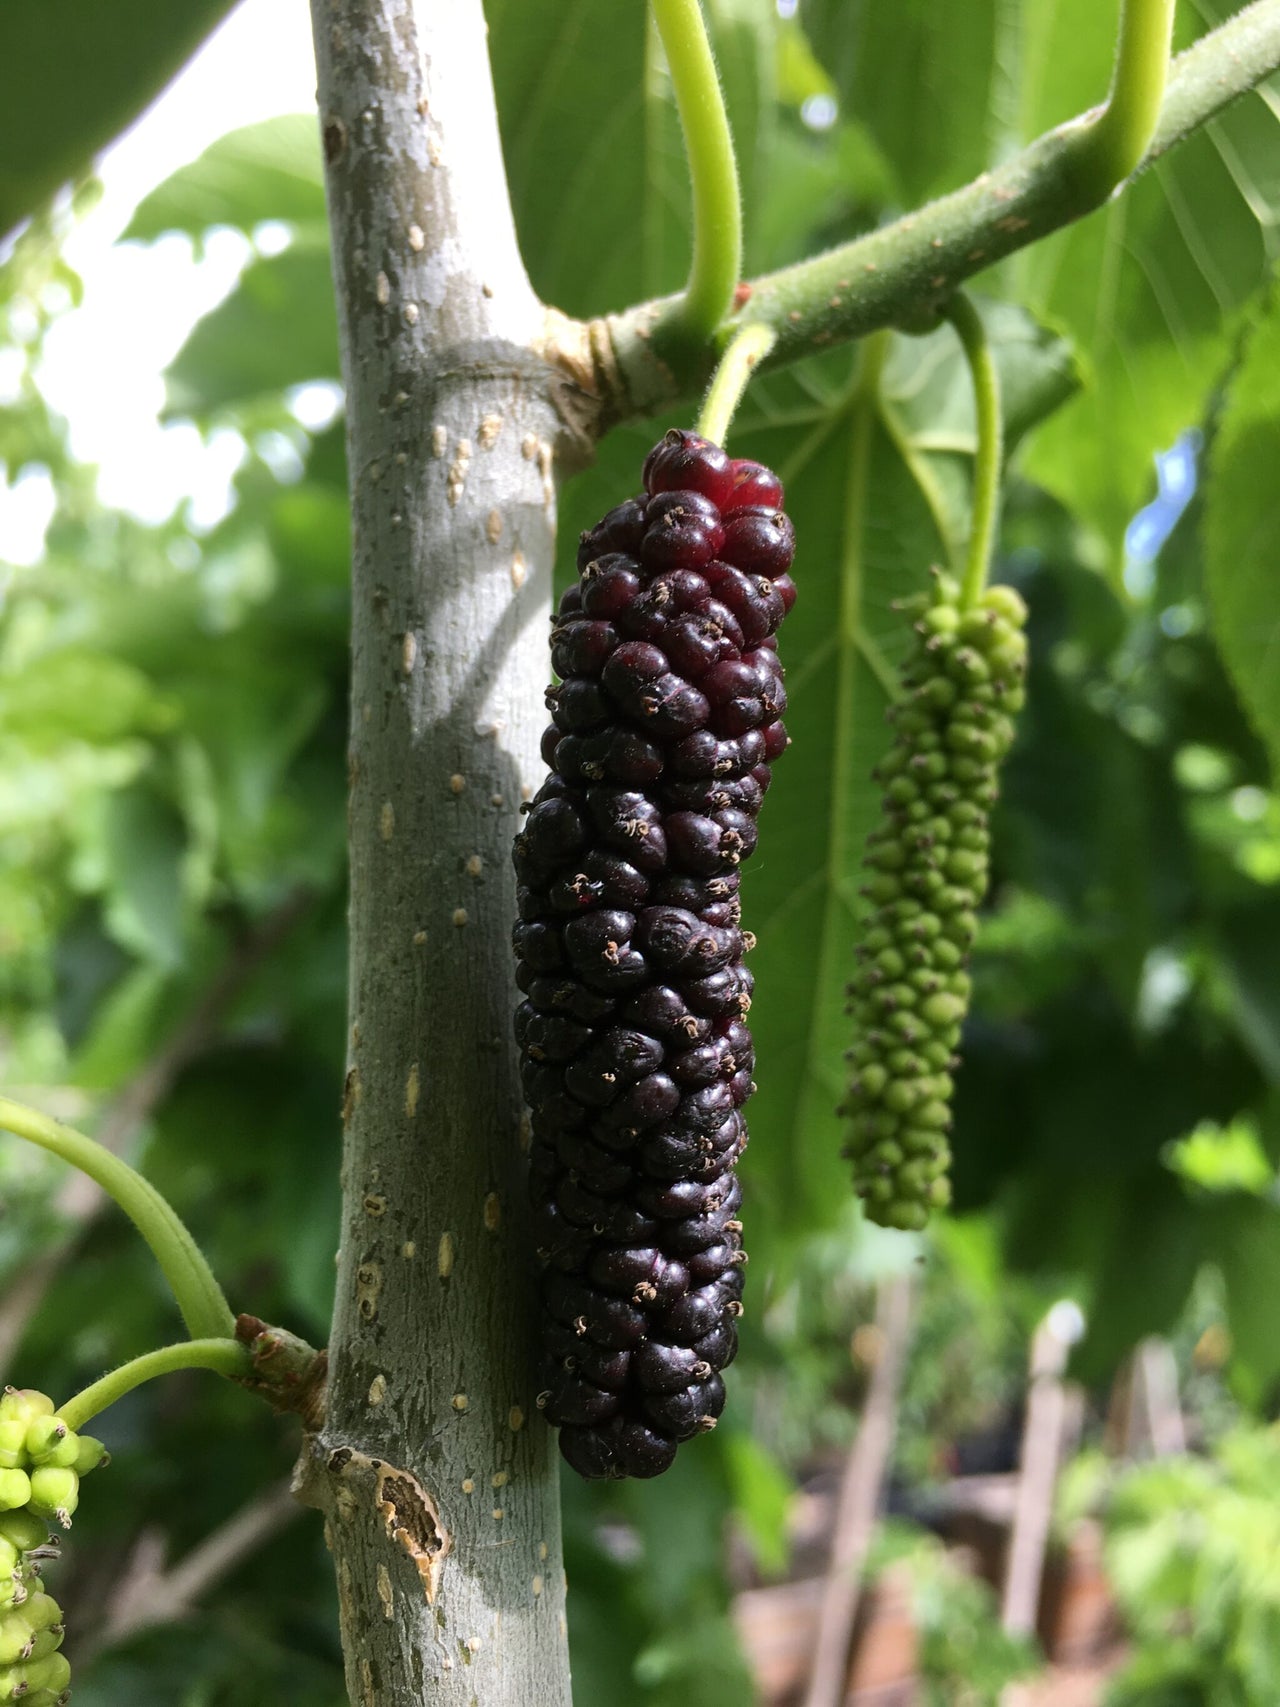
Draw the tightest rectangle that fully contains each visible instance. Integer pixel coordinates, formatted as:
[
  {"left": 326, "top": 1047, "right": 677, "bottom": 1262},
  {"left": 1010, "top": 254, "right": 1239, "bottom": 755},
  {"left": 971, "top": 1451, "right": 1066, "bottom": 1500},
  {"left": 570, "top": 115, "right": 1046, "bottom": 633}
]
[
  {"left": 485, "top": 0, "right": 776, "bottom": 316},
  {"left": 125, "top": 115, "right": 326, "bottom": 244},
  {"left": 1014, "top": 0, "right": 1280, "bottom": 555},
  {"left": 165, "top": 240, "right": 340, "bottom": 418},
  {"left": 799, "top": 0, "right": 1003, "bottom": 205}
]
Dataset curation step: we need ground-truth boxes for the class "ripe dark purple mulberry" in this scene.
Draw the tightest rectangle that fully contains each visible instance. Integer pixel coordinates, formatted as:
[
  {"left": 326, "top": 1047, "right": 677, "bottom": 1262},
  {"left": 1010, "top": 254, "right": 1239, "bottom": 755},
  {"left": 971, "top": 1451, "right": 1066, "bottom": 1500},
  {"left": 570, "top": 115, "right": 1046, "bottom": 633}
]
[{"left": 513, "top": 429, "right": 795, "bottom": 1480}]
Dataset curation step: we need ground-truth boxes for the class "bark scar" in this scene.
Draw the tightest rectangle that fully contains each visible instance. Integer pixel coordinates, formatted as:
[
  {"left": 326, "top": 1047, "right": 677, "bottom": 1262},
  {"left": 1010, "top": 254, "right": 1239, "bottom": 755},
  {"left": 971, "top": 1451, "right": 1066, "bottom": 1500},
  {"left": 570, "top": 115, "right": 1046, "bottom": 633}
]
[{"left": 376, "top": 1463, "right": 451, "bottom": 1603}]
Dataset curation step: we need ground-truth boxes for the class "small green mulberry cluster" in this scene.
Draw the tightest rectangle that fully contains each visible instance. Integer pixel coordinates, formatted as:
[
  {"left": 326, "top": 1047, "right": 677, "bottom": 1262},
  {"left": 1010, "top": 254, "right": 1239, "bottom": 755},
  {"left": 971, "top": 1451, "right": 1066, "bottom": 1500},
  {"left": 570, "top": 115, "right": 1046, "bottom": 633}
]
[
  {"left": 0, "top": 1388, "right": 108, "bottom": 1704},
  {"left": 843, "top": 574, "right": 1027, "bottom": 1231}
]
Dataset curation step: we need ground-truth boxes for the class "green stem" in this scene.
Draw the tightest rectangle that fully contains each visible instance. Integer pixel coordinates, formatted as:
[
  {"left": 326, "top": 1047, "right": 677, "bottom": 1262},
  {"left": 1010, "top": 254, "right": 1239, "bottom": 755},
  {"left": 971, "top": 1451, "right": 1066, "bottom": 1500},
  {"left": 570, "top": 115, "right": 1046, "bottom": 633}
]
[
  {"left": 0, "top": 1095, "right": 235, "bottom": 1342},
  {"left": 696, "top": 322, "right": 777, "bottom": 444},
  {"left": 1070, "top": 0, "right": 1176, "bottom": 206},
  {"left": 651, "top": 0, "right": 742, "bottom": 344},
  {"left": 58, "top": 1339, "right": 251, "bottom": 1431},
  {"left": 602, "top": 0, "right": 1280, "bottom": 424},
  {"left": 943, "top": 294, "right": 1002, "bottom": 610}
]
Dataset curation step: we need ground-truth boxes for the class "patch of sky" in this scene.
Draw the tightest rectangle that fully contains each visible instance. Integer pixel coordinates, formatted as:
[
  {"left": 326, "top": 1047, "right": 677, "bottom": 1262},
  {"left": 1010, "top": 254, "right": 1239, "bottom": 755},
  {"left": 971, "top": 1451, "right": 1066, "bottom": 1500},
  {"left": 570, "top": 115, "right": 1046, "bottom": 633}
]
[{"left": 1123, "top": 429, "right": 1201, "bottom": 597}]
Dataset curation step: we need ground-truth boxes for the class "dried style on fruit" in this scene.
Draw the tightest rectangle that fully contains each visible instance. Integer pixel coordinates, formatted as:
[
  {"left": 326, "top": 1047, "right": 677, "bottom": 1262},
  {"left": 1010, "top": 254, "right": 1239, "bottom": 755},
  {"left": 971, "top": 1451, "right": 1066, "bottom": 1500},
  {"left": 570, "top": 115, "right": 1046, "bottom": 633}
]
[
  {"left": 512, "top": 429, "right": 795, "bottom": 1480},
  {"left": 843, "top": 574, "right": 1027, "bottom": 1229}
]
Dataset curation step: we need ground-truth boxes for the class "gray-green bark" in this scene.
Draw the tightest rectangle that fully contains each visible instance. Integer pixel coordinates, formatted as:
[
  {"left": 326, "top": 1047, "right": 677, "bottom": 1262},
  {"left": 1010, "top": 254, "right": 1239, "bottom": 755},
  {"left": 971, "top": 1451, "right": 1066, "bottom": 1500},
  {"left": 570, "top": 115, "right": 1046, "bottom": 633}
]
[{"left": 302, "top": 2, "right": 572, "bottom": 1701}]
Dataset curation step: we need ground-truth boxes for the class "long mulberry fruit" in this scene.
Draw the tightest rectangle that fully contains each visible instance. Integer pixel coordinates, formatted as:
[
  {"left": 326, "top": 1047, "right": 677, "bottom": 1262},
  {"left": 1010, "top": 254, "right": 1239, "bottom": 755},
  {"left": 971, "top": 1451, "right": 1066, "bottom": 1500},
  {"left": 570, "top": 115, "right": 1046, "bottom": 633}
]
[
  {"left": 843, "top": 573, "right": 1026, "bottom": 1230},
  {"left": 513, "top": 429, "right": 795, "bottom": 1480}
]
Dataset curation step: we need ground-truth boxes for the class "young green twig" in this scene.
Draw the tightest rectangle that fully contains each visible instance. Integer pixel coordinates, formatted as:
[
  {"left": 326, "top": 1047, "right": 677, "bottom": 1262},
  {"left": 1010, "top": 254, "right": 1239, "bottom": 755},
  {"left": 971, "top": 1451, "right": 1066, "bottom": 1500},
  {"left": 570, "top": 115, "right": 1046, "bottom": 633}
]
[
  {"left": 651, "top": 0, "right": 742, "bottom": 345},
  {"left": 696, "top": 322, "right": 777, "bottom": 444},
  {"left": 943, "top": 294, "right": 1003, "bottom": 610},
  {"left": 57, "top": 1339, "right": 251, "bottom": 1431},
  {"left": 0, "top": 1095, "right": 235, "bottom": 1343}
]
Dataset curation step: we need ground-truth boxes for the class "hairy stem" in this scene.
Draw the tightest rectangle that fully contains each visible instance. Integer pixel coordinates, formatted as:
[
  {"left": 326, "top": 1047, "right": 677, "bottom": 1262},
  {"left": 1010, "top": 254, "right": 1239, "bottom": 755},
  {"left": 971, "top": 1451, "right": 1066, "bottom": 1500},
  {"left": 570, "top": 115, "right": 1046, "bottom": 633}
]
[
  {"left": 595, "top": 0, "right": 1280, "bottom": 424},
  {"left": 0, "top": 1096, "right": 234, "bottom": 1342},
  {"left": 1071, "top": 0, "right": 1177, "bottom": 206},
  {"left": 696, "top": 322, "right": 777, "bottom": 444},
  {"left": 58, "top": 1339, "right": 251, "bottom": 1432},
  {"left": 651, "top": 0, "right": 742, "bottom": 344},
  {"left": 944, "top": 295, "right": 1003, "bottom": 610}
]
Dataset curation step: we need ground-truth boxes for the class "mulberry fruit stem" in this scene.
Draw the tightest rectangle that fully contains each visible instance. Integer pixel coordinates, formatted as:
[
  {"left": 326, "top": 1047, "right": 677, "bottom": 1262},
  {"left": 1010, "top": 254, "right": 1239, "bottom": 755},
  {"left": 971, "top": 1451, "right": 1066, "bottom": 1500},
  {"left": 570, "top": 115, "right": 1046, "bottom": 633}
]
[
  {"left": 56, "top": 1339, "right": 252, "bottom": 1432},
  {"left": 0, "top": 1096, "right": 235, "bottom": 1344},
  {"left": 696, "top": 322, "right": 777, "bottom": 446},
  {"left": 1069, "top": 0, "right": 1176, "bottom": 207},
  {"left": 651, "top": 0, "right": 743, "bottom": 344},
  {"left": 943, "top": 293, "right": 1003, "bottom": 613}
]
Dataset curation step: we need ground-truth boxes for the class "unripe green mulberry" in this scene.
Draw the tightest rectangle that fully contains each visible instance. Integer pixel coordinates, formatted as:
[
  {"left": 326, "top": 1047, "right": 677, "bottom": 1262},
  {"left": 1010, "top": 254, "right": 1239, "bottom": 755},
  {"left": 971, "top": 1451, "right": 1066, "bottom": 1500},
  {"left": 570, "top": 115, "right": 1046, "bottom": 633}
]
[
  {"left": 16, "top": 1592, "right": 61, "bottom": 1636},
  {"left": 25, "top": 1469, "right": 77, "bottom": 1527},
  {"left": 0, "top": 1502, "right": 75, "bottom": 1701},
  {"left": 22, "top": 1419, "right": 77, "bottom": 1470},
  {"left": 0, "top": 1473, "right": 31, "bottom": 1515},
  {"left": 843, "top": 574, "right": 1026, "bottom": 1229},
  {"left": 71, "top": 1434, "right": 107, "bottom": 1475},
  {"left": 0, "top": 1647, "right": 70, "bottom": 1699},
  {"left": 0, "top": 1426, "right": 26, "bottom": 1472},
  {"left": 0, "top": 1393, "right": 53, "bottom": 1430},
  {"left": 0, "top": 1514, "right": 48, "bottom": 1555},
  {"left": 0, "top": 1569, "right": 67, "bottom": 1702},
  {"left": 0, "top": 1610, "right": 35, "bottom": 1664}
]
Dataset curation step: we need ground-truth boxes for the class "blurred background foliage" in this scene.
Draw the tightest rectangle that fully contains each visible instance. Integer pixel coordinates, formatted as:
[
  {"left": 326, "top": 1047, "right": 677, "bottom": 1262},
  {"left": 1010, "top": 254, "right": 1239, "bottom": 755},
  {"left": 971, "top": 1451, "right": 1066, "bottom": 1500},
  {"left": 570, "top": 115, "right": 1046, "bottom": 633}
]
[{"left": 1, "top": 1, "right": 1279, "bottom": 1703}]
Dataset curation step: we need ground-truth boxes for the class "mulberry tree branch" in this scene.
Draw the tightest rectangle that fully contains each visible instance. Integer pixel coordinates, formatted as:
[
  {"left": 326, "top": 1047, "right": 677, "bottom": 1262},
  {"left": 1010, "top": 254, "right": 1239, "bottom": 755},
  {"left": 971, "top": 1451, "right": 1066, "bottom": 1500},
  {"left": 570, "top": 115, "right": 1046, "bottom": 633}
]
[
  {"left": 583, "top": 0, "right": 1280, "bottom": 426},
  {"left": 308, "top": 0, "right": 572, "bottom": 1701}
]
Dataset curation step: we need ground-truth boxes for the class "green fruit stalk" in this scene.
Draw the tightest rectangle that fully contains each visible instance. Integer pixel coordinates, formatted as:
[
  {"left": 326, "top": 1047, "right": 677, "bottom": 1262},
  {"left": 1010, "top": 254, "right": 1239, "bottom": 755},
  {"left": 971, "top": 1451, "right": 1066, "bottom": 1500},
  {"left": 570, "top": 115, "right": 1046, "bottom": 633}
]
[{"left": 843, "top": 573, "right": 1027, "bottom": 1229}]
